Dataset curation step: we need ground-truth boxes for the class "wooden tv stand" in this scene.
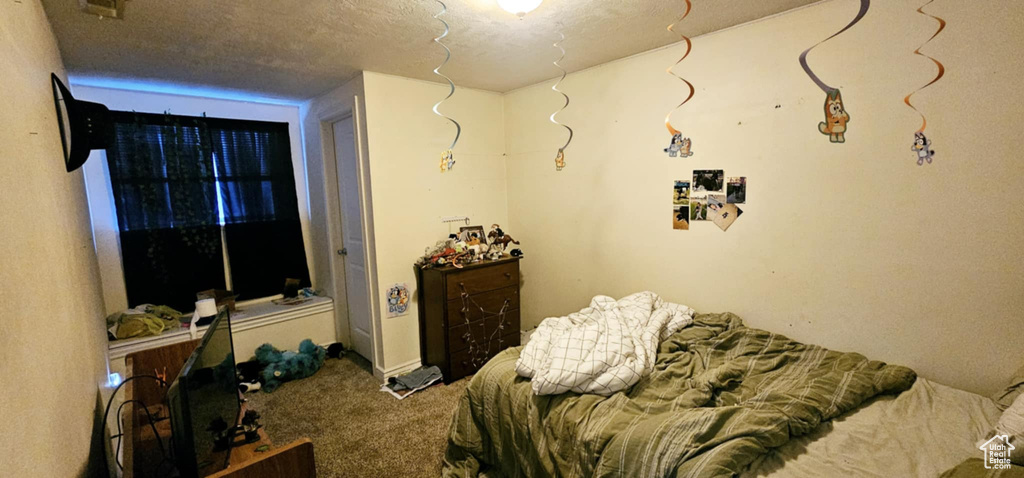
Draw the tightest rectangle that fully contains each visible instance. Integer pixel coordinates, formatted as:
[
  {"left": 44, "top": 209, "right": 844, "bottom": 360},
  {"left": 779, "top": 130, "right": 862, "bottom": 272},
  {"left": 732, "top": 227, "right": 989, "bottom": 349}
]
[{"left": 120, "top": 340, "right": 316, "bottom": 478}]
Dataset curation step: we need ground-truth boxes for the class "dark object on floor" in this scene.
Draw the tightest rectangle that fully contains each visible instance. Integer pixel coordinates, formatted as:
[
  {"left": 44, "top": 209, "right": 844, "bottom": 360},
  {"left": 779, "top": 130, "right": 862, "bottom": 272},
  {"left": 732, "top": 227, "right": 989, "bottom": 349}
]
[
  {"left": 326, "top": 342, "right": 347, "bottom": 359},
  {"left": 237, "top": 359, "right": 264, "bottom": 383},
  {"left": 509, "top": 248, "right": 524, "bottom": 257},
  {"left": 239, "top": 381, "right": 261, "bottom": 393},
  {"left": 255, "top": 339, "right": 327, "bottom": 393},
  {"left": 283, "top": 278, "right": 302, "bottom": 298}
]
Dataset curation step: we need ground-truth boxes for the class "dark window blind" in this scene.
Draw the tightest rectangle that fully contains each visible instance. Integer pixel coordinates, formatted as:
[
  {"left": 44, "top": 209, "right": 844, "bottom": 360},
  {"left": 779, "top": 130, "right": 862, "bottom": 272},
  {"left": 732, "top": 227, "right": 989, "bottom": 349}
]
[{"left": 105, "top": 112, "right": 310, "bottom": 310}]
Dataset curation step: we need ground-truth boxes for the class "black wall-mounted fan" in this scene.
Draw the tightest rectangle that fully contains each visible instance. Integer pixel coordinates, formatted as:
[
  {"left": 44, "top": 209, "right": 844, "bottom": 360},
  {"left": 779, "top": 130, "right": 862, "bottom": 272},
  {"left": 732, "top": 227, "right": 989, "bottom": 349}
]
[{"left": 51, "top": 73, "right": 113, "bottom": 172}]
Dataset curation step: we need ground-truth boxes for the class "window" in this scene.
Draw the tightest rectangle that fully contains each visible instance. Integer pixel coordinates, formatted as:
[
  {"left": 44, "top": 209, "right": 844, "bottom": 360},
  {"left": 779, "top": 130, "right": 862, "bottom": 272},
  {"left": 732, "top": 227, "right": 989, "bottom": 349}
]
[{"left": 105, "top": 112, "right": 310, "bottom": 311}]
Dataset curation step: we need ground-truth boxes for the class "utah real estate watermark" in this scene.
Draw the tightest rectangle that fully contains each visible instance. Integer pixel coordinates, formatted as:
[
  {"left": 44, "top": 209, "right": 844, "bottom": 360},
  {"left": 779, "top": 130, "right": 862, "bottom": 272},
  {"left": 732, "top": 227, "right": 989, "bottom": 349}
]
[{"left": 979, "top": 435, "right": 1015, "bottom": 470}]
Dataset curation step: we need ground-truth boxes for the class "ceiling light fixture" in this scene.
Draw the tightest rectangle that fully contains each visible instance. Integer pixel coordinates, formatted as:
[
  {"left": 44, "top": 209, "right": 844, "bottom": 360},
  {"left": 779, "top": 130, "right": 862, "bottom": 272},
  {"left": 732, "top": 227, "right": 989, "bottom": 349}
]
[{"left": 497, "top": 0, "right": 542, "bottom": 17}]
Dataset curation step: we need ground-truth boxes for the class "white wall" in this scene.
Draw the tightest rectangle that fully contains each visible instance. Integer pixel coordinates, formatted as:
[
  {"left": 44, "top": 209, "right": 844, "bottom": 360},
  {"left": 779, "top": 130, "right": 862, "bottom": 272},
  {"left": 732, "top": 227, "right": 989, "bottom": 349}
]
[
  {"left": 361, "top": 72, "right": 509, "bottom": 375},
  {"left": 0, "top": 2, "right": 109, "bottom": 476},
  {"left": 502, "top": 0, "right": 1024, "bottom": 395},
  {"left": 71, "top": 86, "right": 315, "bottom": 314},
  {"left": 304, "top": 72, "right": 509, "bottom": 376}
]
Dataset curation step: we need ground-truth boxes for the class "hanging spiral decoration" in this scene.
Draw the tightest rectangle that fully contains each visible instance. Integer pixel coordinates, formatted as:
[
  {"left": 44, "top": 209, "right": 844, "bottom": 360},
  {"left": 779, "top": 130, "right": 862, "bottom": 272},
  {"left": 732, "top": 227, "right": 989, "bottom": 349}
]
[
  {"left": 903, "top": 0, "right": 945, "bottom": 134},
  {"left": 551, "top": 31, "right": 573, "bottom": 171},
  {"left": 798, "top": 0, "right": 870, "bottom": 95},
  {"left": 432, "top": 0, "right": 461, "bottom": 173},
  {"left": 664, "top": 0, "right": 694, "bottom": 139}
]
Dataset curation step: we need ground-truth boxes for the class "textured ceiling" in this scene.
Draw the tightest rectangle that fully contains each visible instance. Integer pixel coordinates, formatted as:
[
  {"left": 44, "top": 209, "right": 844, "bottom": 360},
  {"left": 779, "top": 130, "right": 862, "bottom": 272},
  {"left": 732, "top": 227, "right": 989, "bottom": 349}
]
[{"left": 42, "top": 0, "right": 822, "bottom": 100}]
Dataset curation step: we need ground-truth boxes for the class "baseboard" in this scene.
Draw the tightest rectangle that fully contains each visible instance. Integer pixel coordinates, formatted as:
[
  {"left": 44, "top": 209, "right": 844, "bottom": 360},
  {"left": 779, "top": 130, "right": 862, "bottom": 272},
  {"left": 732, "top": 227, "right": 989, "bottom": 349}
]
[{"left": 373, "top": 357, "right": 423, "bottom": 381}]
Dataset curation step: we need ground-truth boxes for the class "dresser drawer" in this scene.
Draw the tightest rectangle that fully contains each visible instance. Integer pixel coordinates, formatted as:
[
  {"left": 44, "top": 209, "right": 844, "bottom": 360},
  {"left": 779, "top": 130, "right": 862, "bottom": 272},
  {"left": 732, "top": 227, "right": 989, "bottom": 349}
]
[
  {"left": 446, "top": 286, "right": 519, "bottom": 324},
  {"left": 449, "top": 332, "right": 521, "bottom": 380},
  {"left": 445, "top": 261, "right": 518, "bottom": 300},
  {"left": 448, "top": 310, "right": 520, "bottom": 353},
  {"left": 448, "top": 318, "right": 487, "bottom": 353}
]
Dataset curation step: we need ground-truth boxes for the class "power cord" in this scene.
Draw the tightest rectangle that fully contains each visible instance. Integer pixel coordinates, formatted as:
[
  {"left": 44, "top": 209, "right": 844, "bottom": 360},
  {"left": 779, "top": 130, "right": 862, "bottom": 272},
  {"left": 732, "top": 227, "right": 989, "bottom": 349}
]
[
  {"left": 101, "top": 375, "right": 169, "bottom": 470},
  {"left": 113, "top": 399, "right": 170, "bottom": 470}
]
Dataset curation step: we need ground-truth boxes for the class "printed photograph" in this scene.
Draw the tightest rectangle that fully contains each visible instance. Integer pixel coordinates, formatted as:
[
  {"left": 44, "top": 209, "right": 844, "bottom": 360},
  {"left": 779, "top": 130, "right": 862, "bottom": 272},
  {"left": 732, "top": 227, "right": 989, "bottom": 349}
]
[
  {"left": 459, "top": 225, "right": 487, "bottom": 246},
  {"left": 673, "top": 181, "right": 690, "bottom": 205},
  {"left": 690, "top": 198, "right": 708, "bottom": 221},
  {"left": 727, "top": 177, "right": 746, "bottom": 204},
  {"left": 713, "top": 204, "right": 743, "bottom": 231},
  {"left": 673, "top": 205, "right": 689, "bottom": 230},
  {"left": 692, "top": 169, "right": 725, "bottom": 194},
  {"left": 707, "top": 195, "right": 726, "bottom": 219}
]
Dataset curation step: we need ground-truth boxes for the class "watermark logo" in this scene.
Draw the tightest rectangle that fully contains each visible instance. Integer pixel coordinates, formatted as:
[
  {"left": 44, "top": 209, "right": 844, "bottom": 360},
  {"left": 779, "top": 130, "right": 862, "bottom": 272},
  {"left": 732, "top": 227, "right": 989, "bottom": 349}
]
[{"left": 979, "top": 435, "right": 1016, "bottom": 470}]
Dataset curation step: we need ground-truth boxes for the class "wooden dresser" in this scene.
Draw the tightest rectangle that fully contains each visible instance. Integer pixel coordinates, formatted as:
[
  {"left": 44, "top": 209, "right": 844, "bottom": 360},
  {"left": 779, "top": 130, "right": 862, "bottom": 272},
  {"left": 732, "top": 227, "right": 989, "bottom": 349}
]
[{"left": 415, "top": 256, "right": 521, "bottom": 383}]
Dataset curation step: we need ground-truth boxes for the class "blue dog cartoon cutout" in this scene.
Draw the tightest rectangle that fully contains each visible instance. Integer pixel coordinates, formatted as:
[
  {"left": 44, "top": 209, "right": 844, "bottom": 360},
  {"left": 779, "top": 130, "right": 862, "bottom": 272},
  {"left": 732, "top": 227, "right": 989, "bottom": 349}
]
[
  {"left": 664, "top": 133, "right": 693, "bottom": 158},
  {"left": 387, "top": 284, "right": 410, "bottom": 317},
  {"left": 911, "top": 132, "right": 935, "bottom": 165}
]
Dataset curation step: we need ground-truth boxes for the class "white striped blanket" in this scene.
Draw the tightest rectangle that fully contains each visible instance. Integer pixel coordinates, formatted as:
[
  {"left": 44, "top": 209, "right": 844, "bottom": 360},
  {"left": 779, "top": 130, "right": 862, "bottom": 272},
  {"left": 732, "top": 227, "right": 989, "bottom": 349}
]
[{"left": 514, "top": 291, "right": 695, "bottom": 396}]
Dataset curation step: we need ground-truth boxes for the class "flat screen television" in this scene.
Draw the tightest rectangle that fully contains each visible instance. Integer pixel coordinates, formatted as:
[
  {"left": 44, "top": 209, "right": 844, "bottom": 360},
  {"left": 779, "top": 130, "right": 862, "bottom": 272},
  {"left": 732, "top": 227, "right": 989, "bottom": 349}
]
[{"left": 168, "top": 307, "right": 240, "bottom": 478}]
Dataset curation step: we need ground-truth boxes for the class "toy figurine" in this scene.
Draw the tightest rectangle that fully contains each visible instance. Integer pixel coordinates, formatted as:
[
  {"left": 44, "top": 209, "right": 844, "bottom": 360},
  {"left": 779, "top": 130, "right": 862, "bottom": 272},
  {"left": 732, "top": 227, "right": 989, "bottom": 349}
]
[
  {"left": 485, "top": 243, "right": 504, "bottom": 261},
  {"left": 240, "top": 409, "right": 263, "bottom": 443},
  {"left": 555, "top": 148, "right": 566, "bottom": 171},
  {"left": 911, "top": 132, "right": 935, "bottom": 165},
  {"left": 664, "top": 134, "right": 693, "bottom": 158},
  {"left": 487, "top": 224, "right": 520, "bottom": 251},
  {"left": 818, "top": 89, "right": 850, "bottom": 143},
  {"left": 440, "top": 149, "right": 455, "bottom": 172}
]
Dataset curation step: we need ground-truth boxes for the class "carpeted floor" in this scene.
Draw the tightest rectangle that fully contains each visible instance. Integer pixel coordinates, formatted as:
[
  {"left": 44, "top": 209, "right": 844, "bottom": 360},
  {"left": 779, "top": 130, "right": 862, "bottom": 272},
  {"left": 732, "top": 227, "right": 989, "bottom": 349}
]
[{"left": 245, "top": 354, "right": 469, "bottom": 478}]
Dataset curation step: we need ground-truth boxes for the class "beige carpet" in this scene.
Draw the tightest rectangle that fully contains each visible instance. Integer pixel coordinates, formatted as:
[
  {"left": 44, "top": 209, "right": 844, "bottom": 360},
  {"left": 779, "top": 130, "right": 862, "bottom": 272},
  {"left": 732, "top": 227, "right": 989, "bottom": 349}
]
[{"left": 245, "top": 354, "right": 469, "bottom": 478}]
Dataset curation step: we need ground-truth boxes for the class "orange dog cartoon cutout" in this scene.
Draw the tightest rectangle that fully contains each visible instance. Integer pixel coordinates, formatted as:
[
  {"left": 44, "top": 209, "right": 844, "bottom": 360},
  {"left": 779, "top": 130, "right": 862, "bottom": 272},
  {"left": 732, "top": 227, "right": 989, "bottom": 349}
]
[
  {"left": 818, "top": 89, "right": 850, "bottom": 143},
  {"left": 799, "top": 0, "right": 868, "bottom": 144}
]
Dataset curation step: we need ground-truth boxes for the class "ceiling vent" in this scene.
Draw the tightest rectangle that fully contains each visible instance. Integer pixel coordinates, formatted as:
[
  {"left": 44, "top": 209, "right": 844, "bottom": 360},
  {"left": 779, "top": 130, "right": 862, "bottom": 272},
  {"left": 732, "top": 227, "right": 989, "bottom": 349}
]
[{"left": 79, "top": 0, "right": 126, "bottom": 19}]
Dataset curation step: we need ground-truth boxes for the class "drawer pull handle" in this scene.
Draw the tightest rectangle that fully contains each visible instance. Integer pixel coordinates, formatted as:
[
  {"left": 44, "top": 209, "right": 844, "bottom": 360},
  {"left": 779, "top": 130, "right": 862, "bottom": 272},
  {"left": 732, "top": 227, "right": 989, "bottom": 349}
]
[{"left": 504, "top": 272, "right": 512, "bottom": 279}]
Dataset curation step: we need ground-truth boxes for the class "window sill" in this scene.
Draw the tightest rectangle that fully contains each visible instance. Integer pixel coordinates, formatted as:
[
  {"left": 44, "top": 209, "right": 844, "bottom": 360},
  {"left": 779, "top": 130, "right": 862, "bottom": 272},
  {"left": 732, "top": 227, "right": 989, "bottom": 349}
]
[{"left": 108, "top": 295, "right": 334, "bottom": 361}]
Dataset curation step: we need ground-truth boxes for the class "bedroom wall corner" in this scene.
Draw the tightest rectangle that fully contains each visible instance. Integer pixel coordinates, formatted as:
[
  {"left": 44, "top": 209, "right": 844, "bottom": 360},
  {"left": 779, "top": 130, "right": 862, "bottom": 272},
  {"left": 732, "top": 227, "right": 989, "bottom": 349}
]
[
  {"left": 0, "top": 1, "right": 110, "bottom": 476},
  {"left": 361, "top": 71, "right": 509, "bottom": 375},
  {"left": 501, "top": 0, "right": 1024, "bottom": 395}
]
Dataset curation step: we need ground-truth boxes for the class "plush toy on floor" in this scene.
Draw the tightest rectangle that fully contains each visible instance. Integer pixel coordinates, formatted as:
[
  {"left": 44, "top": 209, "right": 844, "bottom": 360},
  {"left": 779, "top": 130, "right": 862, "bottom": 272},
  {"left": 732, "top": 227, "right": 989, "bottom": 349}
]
[{"left": 254, "top": 339, "right": 327, "bottom": 393}]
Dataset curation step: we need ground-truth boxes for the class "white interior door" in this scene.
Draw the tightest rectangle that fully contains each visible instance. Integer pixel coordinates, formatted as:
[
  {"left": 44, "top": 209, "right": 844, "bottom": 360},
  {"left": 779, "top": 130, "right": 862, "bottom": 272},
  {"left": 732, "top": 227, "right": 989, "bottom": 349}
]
[{"left": 332, "top": 117, "right": 373, "bottom": 361}]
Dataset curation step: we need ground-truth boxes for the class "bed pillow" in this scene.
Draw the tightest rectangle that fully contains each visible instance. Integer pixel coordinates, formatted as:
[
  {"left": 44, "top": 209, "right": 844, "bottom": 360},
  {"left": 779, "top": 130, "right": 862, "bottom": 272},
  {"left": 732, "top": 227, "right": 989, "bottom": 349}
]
[{"left": 994, "top": 363, "right": 1024, "bottom": 410}]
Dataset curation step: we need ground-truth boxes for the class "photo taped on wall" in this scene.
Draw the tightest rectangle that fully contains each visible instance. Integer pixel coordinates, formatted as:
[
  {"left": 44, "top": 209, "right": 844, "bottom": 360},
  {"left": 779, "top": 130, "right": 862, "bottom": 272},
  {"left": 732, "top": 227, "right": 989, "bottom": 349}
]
[
  {"left": 714, "top": 204, "right": 743, "bottom": 231},
  {"left": 673, "top": 205, "right": 690, "bottom": 230},
  {"left": 707, "top": 195, "right": 725, "bottom": 220},
  {"left": 690, "top": 197, "right": 708, "bottom": 221},
  {"left": 692, "top": 170, "right": 724, "bottom": 195},
  {"left": 673, "top": 181, "right": 690, "bottom": 205},
  {"left": 727, "top": 177, "right": 746, "bottom": 204}
]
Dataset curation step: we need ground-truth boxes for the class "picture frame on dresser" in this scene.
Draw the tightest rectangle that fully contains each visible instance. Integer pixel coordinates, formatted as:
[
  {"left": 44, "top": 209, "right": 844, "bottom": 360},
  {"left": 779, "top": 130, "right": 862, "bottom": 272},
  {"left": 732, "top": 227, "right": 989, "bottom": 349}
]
[{"left": 414, "top": 256, "right": 522, "bottom": 383}]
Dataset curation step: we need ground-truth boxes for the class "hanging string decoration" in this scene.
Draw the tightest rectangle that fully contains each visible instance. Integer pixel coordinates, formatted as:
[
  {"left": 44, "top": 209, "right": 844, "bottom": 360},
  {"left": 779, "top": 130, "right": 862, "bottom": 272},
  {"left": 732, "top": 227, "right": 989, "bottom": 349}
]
[
  {"left": 432, "top": 0, "right": 461, "bottom": 173},
  {"left": 904, "top": 0, "right": 944, "bottom": 166},
  {"left": 663, "top": 0, "right": 695, "bottom": 158},
  {"left": 798, "top": 0, "right": 870, "bottom": 144},
  {"left": 459, "top": 287, "right": 512, "bottom": 369},
  {"left": 551, "top": 31, "right": 574, "bottom": 171}
]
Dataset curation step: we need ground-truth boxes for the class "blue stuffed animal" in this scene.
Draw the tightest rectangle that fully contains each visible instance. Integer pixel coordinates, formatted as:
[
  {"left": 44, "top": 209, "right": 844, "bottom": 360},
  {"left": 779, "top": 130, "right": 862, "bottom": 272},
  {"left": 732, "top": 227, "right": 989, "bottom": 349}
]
[{"left": 254, "top": 339, "right": 326, "bottom": 393}]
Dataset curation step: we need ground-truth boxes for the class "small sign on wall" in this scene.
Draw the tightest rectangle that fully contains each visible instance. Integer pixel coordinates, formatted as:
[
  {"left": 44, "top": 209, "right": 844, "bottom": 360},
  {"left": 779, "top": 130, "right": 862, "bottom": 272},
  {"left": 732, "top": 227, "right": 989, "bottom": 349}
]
[{"left": 386, "top": 283, "right": 411, "bottom": 318}]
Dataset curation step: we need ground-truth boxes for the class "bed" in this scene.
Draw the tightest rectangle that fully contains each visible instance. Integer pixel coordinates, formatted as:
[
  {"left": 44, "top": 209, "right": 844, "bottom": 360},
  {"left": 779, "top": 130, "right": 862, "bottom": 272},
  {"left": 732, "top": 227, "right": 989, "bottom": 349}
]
[{"left": 442, "top": 312, "right": 1020, "bottom": 477}]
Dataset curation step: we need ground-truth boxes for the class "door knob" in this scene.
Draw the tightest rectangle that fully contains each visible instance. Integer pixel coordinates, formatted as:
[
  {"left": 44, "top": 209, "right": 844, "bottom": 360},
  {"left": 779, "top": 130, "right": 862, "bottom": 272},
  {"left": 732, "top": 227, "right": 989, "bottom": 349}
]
[{"left": 337, "top": 248, "right": 348, "bottom": 256}]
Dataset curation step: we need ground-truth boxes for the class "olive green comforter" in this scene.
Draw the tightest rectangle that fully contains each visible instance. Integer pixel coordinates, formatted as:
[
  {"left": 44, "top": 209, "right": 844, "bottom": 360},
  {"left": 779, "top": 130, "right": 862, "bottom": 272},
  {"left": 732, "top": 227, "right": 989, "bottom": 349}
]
[{"left": 443, "top": 313, "right": 917, "bottom": 478}]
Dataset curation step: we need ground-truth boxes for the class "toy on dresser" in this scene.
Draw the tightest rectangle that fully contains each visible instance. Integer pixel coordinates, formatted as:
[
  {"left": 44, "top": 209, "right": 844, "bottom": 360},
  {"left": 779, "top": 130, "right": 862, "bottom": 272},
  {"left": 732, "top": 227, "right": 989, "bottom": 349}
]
[{"left": 416, "top": 224, "right": 523, "bottom": 268}]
